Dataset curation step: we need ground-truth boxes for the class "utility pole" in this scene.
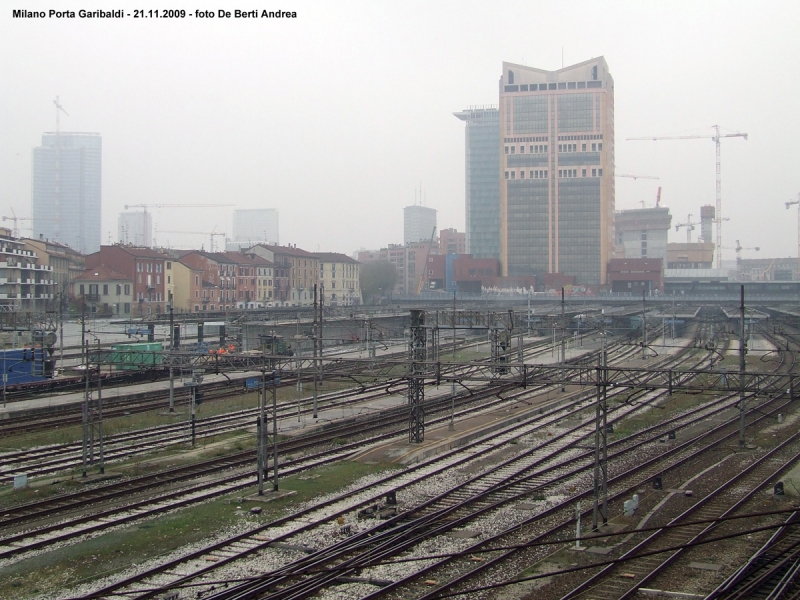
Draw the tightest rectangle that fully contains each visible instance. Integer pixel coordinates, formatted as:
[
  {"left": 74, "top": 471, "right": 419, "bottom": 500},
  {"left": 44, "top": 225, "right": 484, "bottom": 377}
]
[
  {"left": 739, "top": 285, "right": 747, "bottom": 446},
  {"left": 271, "top": 368, "right": 279, "bottom": 490},
  {"left": 312, "top": 284, "right": 318, "bottom": 419},
  {"left": 561, "top": 288, "right": 566, "bottom": 392},
  {"left": 257, "top": 362, "right": 266, "bottom": 495},
  {"left": 642, "top": 290, "right": 647, "bottom": 360}
]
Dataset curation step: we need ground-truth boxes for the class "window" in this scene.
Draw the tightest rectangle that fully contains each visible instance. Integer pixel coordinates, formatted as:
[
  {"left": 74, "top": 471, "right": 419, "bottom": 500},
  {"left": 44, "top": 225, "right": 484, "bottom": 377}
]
[
  {"left": 504, "top": 171, "right": 509, "bottom": 180},
  {"left": 529, "top": 145, "right": 534, "bottom": 153},
  {"left": 124, "top": 284, "right": 130, "bottom": 294},
  {"left": 156, "top": 264, "right": 162, "bottom": 273},
  {"left": 167, "top": 276, "right": 171, "bottom": 284},
  {"left": 136, "top": 263, "right": 142, "bottom": 272},
  {"left": 530, "top": 170, "right": 534, "bottom": 178},
  {"left": 592, "top": 168, "right": 597, "bottom": 177},
  {"left": 519, "top": 145, "right": 524, "bottom": 154},
  {"left": 147, "top": 263, "right": 152, "bottom": 273},
  {"left": 510, "top": 146, "right": 515, "bottom": 154},
  {"left": 195, "top": 275, "right": 199, "bottom": 285},
  {"left": 166, "top": 262, "right": 172, "bottom": 269},
  {"left": 592, "top": 143, "right": 597, "bottom": 151},
  {"left": 510, "top": 171, "right": 515, "bottom": 179},
  {"left": 582, "top": 169, "right": 587, "bottom": 177},
  {"left": 599, "top": 168, "right": 603, "bottom": 176},
  {"left": 598, "top": 143, "right": 603, "bottom": 151},
  {"left": 520, "top": 171, "right": 525, "bottom": 179},
  {"left": 582, "top": 143, "right": 586, "bottom": 151},
  {"left": 116, "top": 284, "right": 122, "bottom": 295}
]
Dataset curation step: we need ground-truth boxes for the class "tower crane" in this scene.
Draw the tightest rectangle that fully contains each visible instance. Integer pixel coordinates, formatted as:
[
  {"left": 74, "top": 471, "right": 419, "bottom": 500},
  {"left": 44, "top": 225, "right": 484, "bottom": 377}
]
[
  {"left": 159, "top": 229, "right": 227, "bottom": 252},
  {"left": 615, "top": 174, "right": 659, "bottom": 180},
  {"left": 2, "top": 209, "right": 56, "bottom": 238},
  {"left": 123, "top": 203, "right": 234, "bottom": 247},
  {"left": 628, "top": 125, "right": 748, "bottom": 268},
  {"left": 722, "top": 240, "right": 760, "bottom": 265},
  {"left": 786, "top": 193, "right": 800, "bottom": 272},
  {"left": 675, "top": 214, "right": 695, "bottom": 243}
]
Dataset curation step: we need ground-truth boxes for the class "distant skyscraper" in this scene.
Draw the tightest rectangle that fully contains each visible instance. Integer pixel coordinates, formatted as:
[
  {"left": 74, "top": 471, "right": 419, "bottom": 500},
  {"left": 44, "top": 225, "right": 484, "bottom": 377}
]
[
  {"left": 227, "top": 209, "right": 279, "bottom": 251},
  {"left": 118, "top": 211, "right": 152, "bottom": 247},
  {"left": 32, "top": 132, "right": 102, "bottom": 254},
  {"left": 404, "top": 205, "right": 437, "bottom": 245},
  {"left": 453, "top": 107, "right": 500, "bottom": 260},
  {"left": 499, "top": 58, "right": 614, "bottom": 284}
]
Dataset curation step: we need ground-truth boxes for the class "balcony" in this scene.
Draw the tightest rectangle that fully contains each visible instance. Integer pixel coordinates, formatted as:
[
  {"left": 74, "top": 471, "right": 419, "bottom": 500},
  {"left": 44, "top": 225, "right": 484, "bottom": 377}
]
[{"left": 85, "top": 293, "right": 100, "bottom": 302}]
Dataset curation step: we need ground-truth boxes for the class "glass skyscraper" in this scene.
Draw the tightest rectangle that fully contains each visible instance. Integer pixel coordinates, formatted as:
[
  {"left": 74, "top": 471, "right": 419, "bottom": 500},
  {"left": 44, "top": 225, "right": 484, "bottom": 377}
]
[
  {"left": 32, "top": 132, "right": 102, "bottom": 254},
  {"left": 499, "top": 58, "right": 614, "bottom": 284},
  {"left": 453, "top": 107, "right": 500, "bottom": 260}
]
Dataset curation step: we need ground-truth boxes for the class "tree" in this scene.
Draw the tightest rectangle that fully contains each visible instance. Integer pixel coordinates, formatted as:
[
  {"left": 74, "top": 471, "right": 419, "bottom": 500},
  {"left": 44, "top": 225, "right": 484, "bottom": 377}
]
[{"left": 360, "top": 261, "right": 397, "bottom": 304}]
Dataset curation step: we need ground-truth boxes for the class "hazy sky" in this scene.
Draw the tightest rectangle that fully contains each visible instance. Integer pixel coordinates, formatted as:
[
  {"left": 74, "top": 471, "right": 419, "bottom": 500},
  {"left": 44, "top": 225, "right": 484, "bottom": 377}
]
[{"left": 2, "top": 1, "right": 799, "bottom": 263}]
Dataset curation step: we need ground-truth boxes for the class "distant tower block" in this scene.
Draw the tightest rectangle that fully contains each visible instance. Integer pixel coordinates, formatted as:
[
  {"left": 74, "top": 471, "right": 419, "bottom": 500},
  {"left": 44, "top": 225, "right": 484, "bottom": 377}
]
[{"left": 700, "top": 205, "right": 715, "bottom": 244}]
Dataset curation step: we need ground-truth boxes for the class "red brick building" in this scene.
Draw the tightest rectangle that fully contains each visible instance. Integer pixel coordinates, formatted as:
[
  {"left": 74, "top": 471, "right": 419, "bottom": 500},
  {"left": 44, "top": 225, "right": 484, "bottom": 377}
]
[
  {"left": 85, "top": 246, "right": 169, "bottom": 316},
  {"left": 607, "top": 258, "right": 664, "bottom": 294}
]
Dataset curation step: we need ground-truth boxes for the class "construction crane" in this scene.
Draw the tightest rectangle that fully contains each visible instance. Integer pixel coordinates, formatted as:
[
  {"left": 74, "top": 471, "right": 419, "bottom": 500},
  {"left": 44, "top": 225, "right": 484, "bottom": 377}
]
[
  {"left": 123, "top": 203, "right": 234, "bottom": 247},
  {"left": 2, "top": 208, "right": 24, "bottom": 238},
  {"left": 615, "top": 174, "right": 660, "bottom": 180},
  {"left": 160, "top": 229, "right": 227, "bottom": 252},
  {"left": 417, "top": 225, "right": 437, "bottom": 294},
  {"left": 722, "top": 240, "right": 760, "bottom": 265},
  {"left": 52, "top": 96, "right": 68, "bottom": 243},
  {"left": 628, "top": 125, "right": 748, "bottom": 268},
  {"left": 675, "top": 214, "right": 695, "bottom": 243},
  {"left": 2, "top": 209, "right": 56, "bottom": 238},
  {"left": 786, "top": 193, "right": 800, "bottom": 271}
]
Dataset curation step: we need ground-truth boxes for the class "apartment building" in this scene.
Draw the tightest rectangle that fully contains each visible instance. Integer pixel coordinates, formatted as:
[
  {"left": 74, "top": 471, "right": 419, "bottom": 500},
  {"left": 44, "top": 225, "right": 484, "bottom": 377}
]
[
  {"left": 0, "top": 228, "right": 56, "bottom": 311},
  {"left": 314, "top": 252, "right": 362, "bottom": 306}
]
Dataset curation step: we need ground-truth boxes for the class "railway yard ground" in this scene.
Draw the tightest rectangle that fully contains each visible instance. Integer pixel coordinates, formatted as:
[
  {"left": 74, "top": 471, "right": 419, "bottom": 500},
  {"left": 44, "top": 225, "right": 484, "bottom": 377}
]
[{"left": 2, "top": 301, "right": 800, "bottom": 599}]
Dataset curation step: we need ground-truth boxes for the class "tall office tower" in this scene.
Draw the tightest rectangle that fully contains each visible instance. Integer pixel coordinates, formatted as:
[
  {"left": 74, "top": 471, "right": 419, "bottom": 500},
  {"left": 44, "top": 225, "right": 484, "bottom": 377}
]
[
  {"left": 118, "top": 211, "right": 152, "bottom": 247},
  {"left": 228, "top": 209, "right": 279, "bottom": 251},
  {"left": 453, "top": 107, "right": 500, "bottom": 260},
  {"left": 404, "top": 205, "right": 437, "bottom": 245},
  {"left": 499, "top": 58, "right": 614, "bottom": 284},
  {"left": 32, "top": 132, "right": 102, "bottom": 254}
]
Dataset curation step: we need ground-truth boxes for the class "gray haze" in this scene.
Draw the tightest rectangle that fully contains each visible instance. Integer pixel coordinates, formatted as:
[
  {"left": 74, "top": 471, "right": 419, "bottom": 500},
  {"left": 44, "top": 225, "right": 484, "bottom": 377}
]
[{"left": 1, "top": 1, "right": 799, "bottom": 262}]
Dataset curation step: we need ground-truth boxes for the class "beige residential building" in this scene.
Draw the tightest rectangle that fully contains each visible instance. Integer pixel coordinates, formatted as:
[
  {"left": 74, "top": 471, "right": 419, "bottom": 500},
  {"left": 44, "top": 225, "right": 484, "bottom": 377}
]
[
  {"left": 170, "top": 261, "right": 204, "bottom": 313},
  {"left": 23, "top": 237, "right": 85, "bottom": 295},
  {"left": 71, "top": 265, "right": 133, "bottom": 316},
  {"left": 314, "top": 253, "right": 362, "bottom": 306}
]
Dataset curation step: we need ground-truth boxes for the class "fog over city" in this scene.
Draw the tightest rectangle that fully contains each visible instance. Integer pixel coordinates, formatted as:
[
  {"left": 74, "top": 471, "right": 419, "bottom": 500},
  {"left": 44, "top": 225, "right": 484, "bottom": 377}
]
[{"left": 1, "top": 0, "right": 798, "bottom": 262}]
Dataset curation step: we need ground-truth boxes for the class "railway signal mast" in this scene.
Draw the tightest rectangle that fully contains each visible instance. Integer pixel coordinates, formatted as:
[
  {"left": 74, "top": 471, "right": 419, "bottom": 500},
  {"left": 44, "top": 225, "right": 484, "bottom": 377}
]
[{"left": 628, "top": 125, "right": 748, "bottom": 268}]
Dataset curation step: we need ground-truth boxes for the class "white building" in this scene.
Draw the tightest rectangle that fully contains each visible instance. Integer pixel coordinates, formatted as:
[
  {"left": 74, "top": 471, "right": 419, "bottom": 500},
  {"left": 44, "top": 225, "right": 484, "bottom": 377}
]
[
  {"left": 118, "top": 211, "right": 152, "bottom": 247},
  {"left": 227, "top": 209, "right": 279, "bottom": 251},
  {"left": 404, "top": 205, "right": 437, "bottom": 245}
]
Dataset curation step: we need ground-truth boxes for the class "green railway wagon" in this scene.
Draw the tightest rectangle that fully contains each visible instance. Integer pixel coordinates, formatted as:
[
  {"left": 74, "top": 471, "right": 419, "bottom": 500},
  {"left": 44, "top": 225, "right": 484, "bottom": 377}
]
[{"left": 107, "top": 342, "right": 163, "bottom": 370}]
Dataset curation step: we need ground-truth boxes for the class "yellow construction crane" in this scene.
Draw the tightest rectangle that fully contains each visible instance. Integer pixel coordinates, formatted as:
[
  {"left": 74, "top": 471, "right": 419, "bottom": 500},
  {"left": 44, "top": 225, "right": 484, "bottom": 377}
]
[{"left": 628, "top": 125, "right": 748, "bottom": 268}]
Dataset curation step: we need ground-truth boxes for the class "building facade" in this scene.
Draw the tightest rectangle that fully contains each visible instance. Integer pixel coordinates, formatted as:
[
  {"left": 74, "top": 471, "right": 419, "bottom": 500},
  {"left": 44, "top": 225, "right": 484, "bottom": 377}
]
[
  {"left": 72, "top": 265, "right": 133, "bottom": 316},
  {"left": 499, "top": 58, "right": 614, "bottom": 285},
  {"left": 439, "top": 228, "right": 467, "bottom": 255},
  {"left": 403, "top": 205, "right": 437, "bottom": 246},
  {"left": 32, "top": 132, "right": 102, "bottom": 254},
  {"left": 314, "top": 252, "right": 362, "bottom": 306},
  {"left": 615, "top": 207, "right": 671, "bottom": 265},
  {"left": 228, "top": 209, "right": 279, "bottom": 250},
  {"left": 118, "top": 211, "right": 152, "bottom": 247},
  {"left": 85, "top": 246, "right": 168, "bottom": 316},
  {"left": 453, "top": 107, "right": 501, "bottom": 260},
  {"left": 0, "top": 228, "right": 56, "bottom": 311}
]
